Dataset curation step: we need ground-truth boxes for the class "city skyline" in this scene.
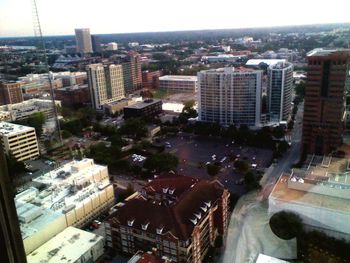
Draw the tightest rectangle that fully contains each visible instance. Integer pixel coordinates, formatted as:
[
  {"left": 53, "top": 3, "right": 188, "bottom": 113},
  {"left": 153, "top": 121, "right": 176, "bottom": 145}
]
[{"left": 0, "top": 0, "right": 349, "bottom": 37}]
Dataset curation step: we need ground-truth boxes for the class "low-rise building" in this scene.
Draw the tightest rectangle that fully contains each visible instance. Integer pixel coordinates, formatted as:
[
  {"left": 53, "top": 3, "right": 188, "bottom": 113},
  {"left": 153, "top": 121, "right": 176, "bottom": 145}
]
[
  {"left": 54, "top": 85, "right": 91, "bottom": 107},
  {"left": 15, "top": 158, "right": 114, "bottom": 254},
  {"left": 106, "top": 175, "right": 230, "bottom": 263},
  {"left": 159, "top": 75, "right": 197, "bottom": 93},
  {"left": 269, "top": 155, "right": 350, "bottom": 241},
  {"left": 124, "top": 99, "right": 162, "bottom": 119},
  {"left": 142, "top": 70, "right": 161, "bottom": 89},
  {"left": 0, "top": 122, "right": 39, "bottom": 161},
  {"left": 0, "top": 99, "right": 61, "bottom": 121},
  {"left": 26, "top": 227, "right": 104, "bottom": 263}
]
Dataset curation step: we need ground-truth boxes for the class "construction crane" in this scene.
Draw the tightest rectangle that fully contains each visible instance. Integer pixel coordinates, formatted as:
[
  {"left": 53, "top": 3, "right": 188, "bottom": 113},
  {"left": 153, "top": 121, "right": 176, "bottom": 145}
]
[{"left": 31, "top": 0, "right": 63, "bottom": 146}]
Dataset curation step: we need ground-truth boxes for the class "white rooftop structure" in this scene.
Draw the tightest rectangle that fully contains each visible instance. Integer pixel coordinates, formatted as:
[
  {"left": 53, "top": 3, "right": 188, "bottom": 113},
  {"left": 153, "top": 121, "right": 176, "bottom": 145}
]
[
  {"left": 15, "top": 158, "right": 114, "bottom": 254},
  {"left": 0, "top": 122, "right": 34, "bottom": 136},
  {"left": 256, "top": 254, "right": 288, "bottom": 263},
  {"left": 159, "top": 75, "right": 197, "bottom": 82},
  {"left": 27, "top": 227, "right": 104, "bottom": 263},
  {"left": 246, "top": 59, "right": 287, "bottom": 67}
]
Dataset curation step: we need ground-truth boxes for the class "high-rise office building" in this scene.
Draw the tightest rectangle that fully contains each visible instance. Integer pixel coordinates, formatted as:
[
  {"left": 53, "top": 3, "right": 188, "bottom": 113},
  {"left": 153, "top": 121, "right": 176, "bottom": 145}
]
[
  {"left": 0, "top": 82, "right": 24, "bottom": 105},
  {"left": 87, "top": 63, "right": 125, "bottom": 110},
  {"left": 122, "top": 52, "right": 142, "bottom": 94},
  {"left": 198, "top": 67, "right": 262, "bottom": 127},
  {"left": 302, "top": 49, "right": 350, "bottom": 155},
  {"left": 74, "top": 28, "right": 93, "bottom": 54},
  {"left": 91, "top": 34, "right": 102, "bottom": 53},
  {"left": 0, "top": 144, "right": 27, "bottom": 263},
  {"left": 267, "top": 61, "right": 294, "bottom": 122}
]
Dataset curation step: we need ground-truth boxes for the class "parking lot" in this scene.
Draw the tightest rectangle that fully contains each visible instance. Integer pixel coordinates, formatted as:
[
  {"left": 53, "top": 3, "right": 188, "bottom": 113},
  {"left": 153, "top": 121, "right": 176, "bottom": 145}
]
[{"left": 161, "top": 133, "right": 273, "bottom": 195}]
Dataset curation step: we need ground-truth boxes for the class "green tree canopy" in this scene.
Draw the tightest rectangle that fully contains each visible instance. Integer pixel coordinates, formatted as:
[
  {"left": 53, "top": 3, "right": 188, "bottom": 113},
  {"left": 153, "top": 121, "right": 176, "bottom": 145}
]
[{"left": 143, "top": 153, "right": 179, "bottom": 173}]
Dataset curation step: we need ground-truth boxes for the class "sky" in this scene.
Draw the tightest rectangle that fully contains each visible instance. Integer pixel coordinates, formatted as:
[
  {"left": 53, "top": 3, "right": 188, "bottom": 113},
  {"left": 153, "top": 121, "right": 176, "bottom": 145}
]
[{"left": 0, "top": 0, "right": 350, "bottom": 37}]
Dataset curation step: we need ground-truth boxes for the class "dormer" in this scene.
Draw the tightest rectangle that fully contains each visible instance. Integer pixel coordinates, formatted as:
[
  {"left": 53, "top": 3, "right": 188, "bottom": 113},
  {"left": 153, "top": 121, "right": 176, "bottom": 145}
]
[
  {"left": 205, "top": 201, "right": 211, "bottom": 208},
  {"left": 200, "top": 205, "right": 207, "bottom": 212},
  {"left": 162, "top": 187, "right": 168, "bottom": 194},
  {"left": 168, "top": 188, "right": 175, "bottom": 195},
  {"left": 141, "top": 222, "right": 150, "bottom": 230},
  {"left": 156, "top": 226, "right": 164, "bottom": 234},
  {"left": 127, "top": 219, "right": 135, "bottom": 227},
  {"left": 189, "top": 218, "right": 197, "bottom": 225},
  {"left": 194, "top": 212, "right": 202, "bottom": 220}
]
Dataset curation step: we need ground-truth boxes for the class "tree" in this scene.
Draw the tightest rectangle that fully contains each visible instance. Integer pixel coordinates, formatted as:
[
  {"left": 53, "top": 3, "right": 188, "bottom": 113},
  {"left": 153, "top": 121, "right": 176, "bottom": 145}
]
[
  {"left": 207, "top": 163, "right": 221, "bottom": 176},
  {"left": 244, "top": 171, "right": 261, "bottom": 191},
  {"left": 15, "top": 112, "right": 46, "bottom": 136},
  {"left": 119, "top": 118, "right": 147, "bottom": 139},
  {"left": 143, "top": 153, "right": 179, "bottom": 173},
  {"left": 272, "top": 126, "right": 285, "bottom": 139},
  {"left": 234, "top": 160, "right": 249, "bottom": 173},
  {"left": 5, "top": 153, "right": 26, "bottom": 177},
  {"left": 269, "top": 211, "right": 303, "bottom": 240},
  {"left": 295, "top": 82, "right": 306, "bottom": 98},
  {"left": 61, "top": 130, "right": 72, "bottom": 139}
]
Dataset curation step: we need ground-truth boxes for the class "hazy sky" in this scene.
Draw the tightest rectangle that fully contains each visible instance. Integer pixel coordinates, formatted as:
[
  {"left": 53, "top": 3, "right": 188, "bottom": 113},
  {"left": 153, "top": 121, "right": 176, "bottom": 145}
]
[{"left": 0, "top": 0, "right": 349, "bottom": 37}]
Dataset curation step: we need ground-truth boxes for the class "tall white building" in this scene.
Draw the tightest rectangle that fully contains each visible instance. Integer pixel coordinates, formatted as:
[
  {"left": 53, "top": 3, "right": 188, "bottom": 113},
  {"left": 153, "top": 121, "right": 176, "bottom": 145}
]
[
  {"left": 75, "top": 28, "right": 93, "bottom": 54},
  {"left": 198, "top": 67, "right": 262, "bottom": 127},
  {"left": 267, "top": 62, "right": 294, "bottom": 122},
  {"left": 0, "top": 122, "right": 39, "bottom": 161},
  {"left": 87, "top": 63, "right": 125, "bottom": 110}
]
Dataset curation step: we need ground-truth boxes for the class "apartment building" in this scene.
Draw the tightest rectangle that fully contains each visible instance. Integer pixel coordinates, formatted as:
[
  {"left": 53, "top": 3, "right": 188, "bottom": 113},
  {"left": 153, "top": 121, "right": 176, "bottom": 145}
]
[
  {"left": 267, "top": 61, "right": 294, "bottom": 122},
  {"left": 87, "top": 63, "right": 125, "bottom": 110},
  {"left": 15, "top": 158, "right": 114, "bottom": 254},
  {"left": 159, "top": 75, "right": 197, "bottom": 93},
  {"left": 75, "top": 28, "right": 93, "bottom": 54},
  {"left": 0, "top": 122, "right": 39, "bottom": 161},
  {"left": 198, "top": 67, "right": 262, "bottom": 127},
  {"left": 302, "top": 48, "right": 350, "bottom": 155},
  {"left": 122, "top": 52, "right": 142, "bottom": 94},
  {"left": 106, "top": 175, "right": 230, "bottom": 263},
  {"left": 142, "top": 70, "right": 162, "bottom": 89},
  {"left": 0, "top": 81, "right": 24, "bottom": 105}
]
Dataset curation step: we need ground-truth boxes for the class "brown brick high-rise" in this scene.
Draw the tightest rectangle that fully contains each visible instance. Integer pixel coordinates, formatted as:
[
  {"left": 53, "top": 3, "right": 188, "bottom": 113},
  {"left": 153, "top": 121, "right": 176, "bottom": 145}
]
[
  {"left": 302, "top": 49, "right": 350, "bottom": 155},
  {"left": 0, "top": 82, "right": 23, "bottom": 105}
]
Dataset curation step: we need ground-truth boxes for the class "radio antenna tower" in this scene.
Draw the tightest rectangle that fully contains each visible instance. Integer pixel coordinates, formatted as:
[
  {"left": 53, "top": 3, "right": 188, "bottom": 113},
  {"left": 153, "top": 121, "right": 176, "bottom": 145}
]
[{"left": 32, "top": 0, "right": 63, "bottom": 146}]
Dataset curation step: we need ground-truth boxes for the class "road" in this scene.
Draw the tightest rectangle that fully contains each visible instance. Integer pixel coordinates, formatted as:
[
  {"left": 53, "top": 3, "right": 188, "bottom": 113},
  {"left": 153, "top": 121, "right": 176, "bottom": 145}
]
[
  {"left": 260, "top": 103, "right": 303, "bottom": 198},
  {"left": 222, "top": 103, "right": 303, "bottom": 263}
]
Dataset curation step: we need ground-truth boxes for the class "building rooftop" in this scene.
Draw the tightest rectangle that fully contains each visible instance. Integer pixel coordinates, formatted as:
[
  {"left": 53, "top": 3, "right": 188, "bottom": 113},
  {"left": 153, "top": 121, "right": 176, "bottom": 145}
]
[
  {"left": 26, "top": 227, "right": 103, "bottom": 263},
  {"left": 256, "top": 253, "right": 288, "bottom": 263},
  {"left": 159, "top": 75, "right": 197, "bottom": 82},
  {"left": 128, "top": 251, "right": 172, "bottom": 263},
  {"left": 200, "top": 67, "right": 261, "bottom": 74},
  {"left": 16, "top": 158, "right": 111, "bottom": 240},
  {"left": 109, "top": 176, "right": 226, "bottom": 240},
  {"left": 307, "top": 48, "right": 350, "bottom": 57},
  {"left": 125, "top": 99, "right": 162, "bottom": 110},
  {"left": 0, "top": 122, "right": 35, "bottom": 137},
  {"left": 270, "top": 174, "right": 350, "bottom": 213},
  {"left": 246, "top": 59, "right": 287, "bottom": 66}
]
